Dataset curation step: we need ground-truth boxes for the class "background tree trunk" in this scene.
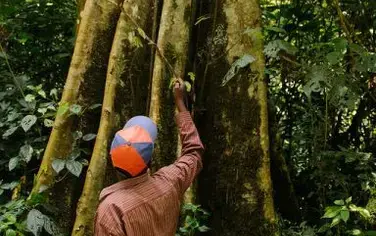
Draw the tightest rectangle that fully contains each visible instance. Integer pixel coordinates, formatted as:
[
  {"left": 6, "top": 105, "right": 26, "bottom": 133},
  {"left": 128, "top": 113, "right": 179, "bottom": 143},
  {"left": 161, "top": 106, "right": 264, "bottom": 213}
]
[
  {"left": 71, "top": 0, "right": 154, "bottom": 235},
  {"left": 194, "top": 0, "right": 279, "bottom": 235},
  {"left": 149, "top": 0, "right": 193, "bottom": 169},
  {"left": 269, "top": 101, "right": 300, "bottom": 222},
  {"left": 29, "top": 0, "right": 124, "bottom": 232}
]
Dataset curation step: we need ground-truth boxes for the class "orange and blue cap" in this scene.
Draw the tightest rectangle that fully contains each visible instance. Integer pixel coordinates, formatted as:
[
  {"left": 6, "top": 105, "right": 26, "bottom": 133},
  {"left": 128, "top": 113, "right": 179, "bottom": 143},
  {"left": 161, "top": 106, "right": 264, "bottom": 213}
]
[{"left": 110, "top": 116, "right": 157, "bottom": 177}]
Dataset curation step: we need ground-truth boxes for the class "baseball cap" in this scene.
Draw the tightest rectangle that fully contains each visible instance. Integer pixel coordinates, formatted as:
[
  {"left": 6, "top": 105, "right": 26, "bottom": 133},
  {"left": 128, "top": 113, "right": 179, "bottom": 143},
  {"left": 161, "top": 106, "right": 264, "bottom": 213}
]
[{"left": 110, "top": 116, "right": 157, "bottom": 177}]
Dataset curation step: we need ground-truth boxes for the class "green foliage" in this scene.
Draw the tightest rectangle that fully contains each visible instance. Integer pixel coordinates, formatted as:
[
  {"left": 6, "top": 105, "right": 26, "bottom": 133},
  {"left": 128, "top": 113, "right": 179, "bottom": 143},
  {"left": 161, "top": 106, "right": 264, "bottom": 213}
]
[
  {"left": 222, "top": 54, "right": 255, "bottom": 86},
  {"left": 0, "top": 0, "right": 76, "bottom": 234},
  {"left": 318, "top": 197, "right": 376, "bottom": 235},
  {"left": 0, "top": 193, "right": 61, "bottom": 236},
  {"left": 176, "top": 203, "right": 210, "bottom": 236},
  {"left": 51, "top": 131, "right": 92, "bottom": 178},
  {"left": 263, "top": 0, "right": 376, "bottom": 234}
]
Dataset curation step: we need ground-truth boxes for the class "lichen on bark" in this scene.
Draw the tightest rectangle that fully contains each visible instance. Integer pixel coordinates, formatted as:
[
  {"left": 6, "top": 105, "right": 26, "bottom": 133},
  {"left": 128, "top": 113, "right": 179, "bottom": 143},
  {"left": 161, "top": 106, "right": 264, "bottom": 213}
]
[
  {"left": 194, "top": 0, "right": 279, "bottom": 235},
  {"left": 29, "top": 0, "right": 125, "bottom": 232},
  {"left": 71, "top": 0, "right": 154, "bottom": 235},
  {"left": 149, "top": 0, "right": 193, "bottom": 170}
]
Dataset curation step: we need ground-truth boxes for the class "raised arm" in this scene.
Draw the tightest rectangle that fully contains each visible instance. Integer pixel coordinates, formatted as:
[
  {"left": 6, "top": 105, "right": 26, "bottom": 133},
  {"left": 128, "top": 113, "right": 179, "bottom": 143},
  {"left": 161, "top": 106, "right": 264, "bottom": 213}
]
[{"left": 154, "top": 80, "right": 204, "bottom": 194}]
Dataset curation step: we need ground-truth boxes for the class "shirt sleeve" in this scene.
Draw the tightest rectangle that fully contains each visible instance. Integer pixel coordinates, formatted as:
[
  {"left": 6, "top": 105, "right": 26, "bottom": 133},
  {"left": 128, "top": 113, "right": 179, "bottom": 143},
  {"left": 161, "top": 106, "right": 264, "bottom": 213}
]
[
  {"left": 94, "top": 208, "right": 127, "bottom": 236},
  {"left": 154, "top": 111, "right": 204, "bottom": 195}
]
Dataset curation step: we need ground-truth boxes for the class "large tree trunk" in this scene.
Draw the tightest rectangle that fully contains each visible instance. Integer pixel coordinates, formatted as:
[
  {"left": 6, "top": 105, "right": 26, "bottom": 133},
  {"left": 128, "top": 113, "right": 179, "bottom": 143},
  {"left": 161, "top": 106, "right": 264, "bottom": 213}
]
[
  {"left": 195, "top": 0, "right": 279, "bottom": 235},
  {"left": 269, "top": 101, "right": 300, "bottom": 222},
  {"left": 30, "top": 0, "right": 124, "bottom": 232},
  {"left": 149, "top": 0, "right": 193, "bottom": 169},
  {"left": 71, "top": 0, "right": 154, "bottom": 235}
]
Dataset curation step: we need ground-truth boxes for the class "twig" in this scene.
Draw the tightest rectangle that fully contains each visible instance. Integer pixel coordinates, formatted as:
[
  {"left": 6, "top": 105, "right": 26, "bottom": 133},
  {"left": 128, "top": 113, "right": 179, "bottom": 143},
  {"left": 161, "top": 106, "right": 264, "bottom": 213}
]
[
  {"left": 123, "top": 10, "right": 179, "bottom": 79},
  {"left": 0, "top": 44, "right": 25, "bottom": 98}
]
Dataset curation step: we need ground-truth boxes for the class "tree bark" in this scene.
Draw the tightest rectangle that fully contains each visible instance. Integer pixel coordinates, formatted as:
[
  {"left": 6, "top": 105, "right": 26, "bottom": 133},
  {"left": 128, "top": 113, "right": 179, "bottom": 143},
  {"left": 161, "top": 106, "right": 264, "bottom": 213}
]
[
  {"left": 149, "top": 0, "right": 193, "bottom": 169},
  {"left": 195, "top": 0, "right": 279, "bottom": 235},
  {"left": 75, "top": 0, "right": 87, "bottom": 36},
  {"left": 269, "top": 101, "right": 300, "bottom": 222},
  {"left": 30, "top": 0, "right": 124, "bottom": 232},
  {"left": 71, "top": 0, "right": 154, "bottom": 235}
]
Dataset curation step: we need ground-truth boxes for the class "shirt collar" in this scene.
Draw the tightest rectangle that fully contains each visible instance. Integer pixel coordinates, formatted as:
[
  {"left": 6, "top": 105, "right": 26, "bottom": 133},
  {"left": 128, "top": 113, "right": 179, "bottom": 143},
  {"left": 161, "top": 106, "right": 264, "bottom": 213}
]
[{"left": 99, "top": 172, "right": 150, "bottom": 200}]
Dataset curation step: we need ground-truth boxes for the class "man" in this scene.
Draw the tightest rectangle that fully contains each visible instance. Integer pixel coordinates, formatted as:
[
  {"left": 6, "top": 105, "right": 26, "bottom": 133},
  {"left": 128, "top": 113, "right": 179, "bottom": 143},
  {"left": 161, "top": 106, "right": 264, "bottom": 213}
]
[{"left": 94, "top": 80, "right": 204, "bottom": 235}]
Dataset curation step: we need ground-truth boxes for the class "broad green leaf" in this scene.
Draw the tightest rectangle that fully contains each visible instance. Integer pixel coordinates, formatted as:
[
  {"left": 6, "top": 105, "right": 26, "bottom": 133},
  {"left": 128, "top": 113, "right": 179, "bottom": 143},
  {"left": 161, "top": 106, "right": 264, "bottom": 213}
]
[
  {"left": 70, "top": 149, "right": 81, "bottom": 160},
  {"left": 346, "top": 196, "right": 352, "bottom": 203},
  {"left": 43, "top": 119, "right": 54, "bottom": 127},
  {"left": 349, "top": 43, "right": 366, "bottom": 55},
  {"left": 52, "top": 159, "right": 66, "bottom": 174},
  {"left": 25, "top": 94, "right": 36, "bottom": 102},
  {"left": 222, "top": 54, "right": 255, "bottom": 86},
  {"left": 3, "top": 127, "right": 18, "bottom": 138},
  {"left": 73, "top": 131, "right": 83, "bottom": 140},
  {"left": 88, "top": 104, "right": 102, "bottom": 110},
  {"left": 179, "top": 227, "right": 188, "bottom": 233},
  {"left": 198, "top": 225, "right": 210, "bottom": 232},
  {"left": 43, "top": 217, "right": 60, "bottom": 235},
  {"left": 340, "top": 210, "right": 349, "bottom": 222},
  {"left": 264, "top": 40, "right": 298, "bottom": 58},
  {"left": 184, "top": 81, "right": 192, "bottom": 93},
  {"left": 265, "top": 26, "right": 287, "bottom": 34},
  {"left": 187, "top": 72, "right": 196, "bottom": 82},
  {"left": 50, "top": 89, "right": 58, "bottom": 100},
  {"left": 7, "top": 111, "right": 20, "bottom": 122},
  {"left": 69, "top": 104, "right": 82, "bottom": 115},
  {"left": 1, "top": 181, "right": 18, "bottom": 190},
  {"left": 27, "top": 209, "right": 45, "bottom": 236},
  {"left": 5, "top": 229, "right": 16, "bottom": 236},
  {"left": 330, "top": 216, "right": 341, "bottom": 227},
  {"left": 350, "top": 229, "right": 362, "bottom": 235},
  {"left": 358, "top": 208, "right": 371, "bottom": 219},
  {"left": 37, "top": 90, "right": 46, "bottom": 98},
  {"left": 9, "top": 157, "right": 19, "bottom": 171},
  {"left": 334, "top": 199, "right": 344, "bottom": 206},
  {"left": 82, "top": 133, "right": 97, "bottom": 141},
  {"left": 322, "top": 206, "right": 341, "bottom": 218},
  {"left": 326, "top": 51, "right": 343, "bottom": 65},
  {"left": 21, "top": 115, "right": 37, "bottom": 132},
  {"left": 20, "top": 144, "right": 33, "bottom": 163},
  {"left": 37, "top": 108, "right": 47, "bottom": 115},
  {"left": 80, "top": 159, "right": 89, "bottom": 166},
  {"left": 332, "top": 37, "right": 348, "bottom": 52},
  {"left": 5, "top": 214, "right": 16, "bottom": 223},
  {"left": 66, "top": 160, "right": 83, "bottom": 177}
]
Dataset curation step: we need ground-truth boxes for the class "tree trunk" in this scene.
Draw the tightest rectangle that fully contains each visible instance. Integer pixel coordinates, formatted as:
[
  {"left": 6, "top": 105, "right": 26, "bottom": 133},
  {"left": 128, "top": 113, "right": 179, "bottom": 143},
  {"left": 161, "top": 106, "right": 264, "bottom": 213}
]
[
  {"left": 71, "top": 0, "right": 154, "bottom": 235},
  {"left": 195, "top": 0, "right": 279, "bottom": 235},
  {"left": 30, "top": 0, "right": 124, "bottom": 232},
  {"left": 75, "top": 0, "right": 86, "bottom": 36},
  {"left": 269, "top": 101, "right": 300, "bottom": 222},
  {"left": 149, "top": 0, "right": 193, "bottom": 169}
]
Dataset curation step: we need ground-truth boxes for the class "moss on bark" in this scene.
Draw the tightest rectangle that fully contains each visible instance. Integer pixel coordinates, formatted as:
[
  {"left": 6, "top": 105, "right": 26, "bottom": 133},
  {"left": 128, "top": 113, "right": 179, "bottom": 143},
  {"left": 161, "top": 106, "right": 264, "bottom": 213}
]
[
  {"left": 194, "top": 0, "right": 279, "bottom": 235},
  {"left": 71, "top": 0, "right": 154, "bottom": 235},
  {"left": 30, "top": 0, "right": 124, "bottom": 232},
  {"left": 149, "top": 0, "right": 193, "bottom": 169}
]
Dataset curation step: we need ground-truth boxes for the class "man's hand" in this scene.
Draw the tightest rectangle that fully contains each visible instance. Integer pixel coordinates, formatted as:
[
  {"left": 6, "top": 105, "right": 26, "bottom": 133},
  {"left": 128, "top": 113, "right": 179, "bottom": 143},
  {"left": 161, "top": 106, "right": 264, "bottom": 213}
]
[{"left": 173, "top": 79, "right": 188, "bottom": 113}]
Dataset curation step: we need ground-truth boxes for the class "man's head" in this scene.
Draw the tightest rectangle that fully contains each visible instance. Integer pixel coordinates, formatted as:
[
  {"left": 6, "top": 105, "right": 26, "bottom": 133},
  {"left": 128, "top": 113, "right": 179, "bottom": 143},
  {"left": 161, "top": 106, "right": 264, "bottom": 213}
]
[{"left": 110, "top": 116, "right": 157, "bottom": 178}]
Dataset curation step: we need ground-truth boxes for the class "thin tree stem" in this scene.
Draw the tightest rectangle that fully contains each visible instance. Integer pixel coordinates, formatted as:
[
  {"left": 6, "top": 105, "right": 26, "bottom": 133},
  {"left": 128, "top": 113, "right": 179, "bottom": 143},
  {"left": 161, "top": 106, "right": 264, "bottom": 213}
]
[{"left": 0, "top": 44, "right": 25, "bottom": 98}]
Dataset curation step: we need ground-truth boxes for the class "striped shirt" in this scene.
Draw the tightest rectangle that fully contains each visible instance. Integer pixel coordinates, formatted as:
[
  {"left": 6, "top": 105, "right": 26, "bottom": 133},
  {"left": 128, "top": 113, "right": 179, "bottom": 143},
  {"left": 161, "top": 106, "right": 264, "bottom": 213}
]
[{"left": 94, "top": 111, "right": 204, "bottom": 236}]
